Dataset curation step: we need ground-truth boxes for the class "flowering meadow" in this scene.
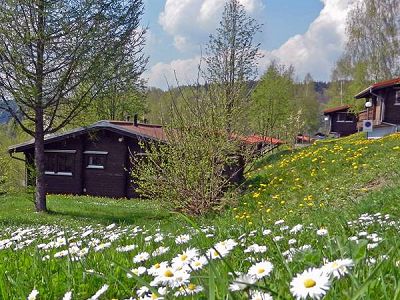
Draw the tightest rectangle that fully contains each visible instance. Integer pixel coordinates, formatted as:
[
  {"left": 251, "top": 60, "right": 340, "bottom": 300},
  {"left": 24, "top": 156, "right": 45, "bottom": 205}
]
[{"left": 1, "top": 133, "right": 400, "bottom": 299}]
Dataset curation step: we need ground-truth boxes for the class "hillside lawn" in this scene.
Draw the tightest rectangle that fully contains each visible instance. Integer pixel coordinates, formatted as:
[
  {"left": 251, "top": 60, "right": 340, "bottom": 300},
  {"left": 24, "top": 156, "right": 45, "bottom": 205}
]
[{"left": 0, "top": 133, "right": 400, "bottom": 299}]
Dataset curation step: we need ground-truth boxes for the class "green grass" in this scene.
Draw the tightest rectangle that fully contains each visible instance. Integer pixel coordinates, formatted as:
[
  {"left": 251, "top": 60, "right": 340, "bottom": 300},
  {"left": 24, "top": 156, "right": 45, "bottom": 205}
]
[
  {"left": 0, "top": 133, "right": 400, "bottom": 299},
  {"left": 0, "top": 192, "right": 174, "bottom": 227}
]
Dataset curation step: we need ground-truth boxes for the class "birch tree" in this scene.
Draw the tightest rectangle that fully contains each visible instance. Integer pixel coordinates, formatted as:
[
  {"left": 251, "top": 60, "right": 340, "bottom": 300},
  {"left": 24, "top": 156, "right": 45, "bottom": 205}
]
[
  {"left": 205, "top": 0, "right": 262, "bottom": 132},
  {"left": 0, "top": 0, "right": 147, "bottom": 211}
]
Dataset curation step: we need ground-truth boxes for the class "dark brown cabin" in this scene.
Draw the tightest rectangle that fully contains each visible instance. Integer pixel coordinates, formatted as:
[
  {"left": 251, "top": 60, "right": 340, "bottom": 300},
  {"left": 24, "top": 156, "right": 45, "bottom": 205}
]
[
  {"left": 8, "top": 120, "right": 165, "bottom": 198},
  {"left": 355, "top": 77, "right": 400, "bottom": 138},
  {"left": 9, "top": 120, "right": 283, "bottom": 198},
  {"left": 323, "top": 105, "right": 358, "bottom": 137}
]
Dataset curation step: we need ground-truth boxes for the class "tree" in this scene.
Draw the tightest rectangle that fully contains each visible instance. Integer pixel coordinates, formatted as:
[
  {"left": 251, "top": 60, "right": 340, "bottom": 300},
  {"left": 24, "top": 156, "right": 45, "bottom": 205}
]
[
  {"left": 295, "top": 73, "right": 320, "bottom": 134},
  {"left": 205, "top": 0, "right": 262, "bottom": 132},
  {"left": 345, "top": 0, "right": 400, "bottom": 81},
  {"left": 133, "top": 85, "right": 246, "bottom": 216},
  {"left": 249, "top": 62, "right": 296, "bottom": 141},
  {"left": 0, "top": 0, "right": 147, "bottom": 211}
]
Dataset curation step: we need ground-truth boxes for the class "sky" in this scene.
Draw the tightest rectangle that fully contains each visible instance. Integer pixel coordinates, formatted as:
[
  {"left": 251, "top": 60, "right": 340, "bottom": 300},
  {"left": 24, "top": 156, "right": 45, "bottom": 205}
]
[{"left": 141, "top": 0, "right": 357, "bottom": 89}]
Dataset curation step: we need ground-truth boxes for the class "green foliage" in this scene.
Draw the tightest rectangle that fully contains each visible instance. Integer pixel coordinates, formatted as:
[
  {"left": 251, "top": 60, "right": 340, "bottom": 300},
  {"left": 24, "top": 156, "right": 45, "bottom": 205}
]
[
  {"left": 249, "top": 63, "right": 320, "bottom": 143},
  {"left": 133, "top": 86, "right": 247, "bottom": 216},
  {"left": 0, "top": 123, "right": 30, "bottom": 194}
]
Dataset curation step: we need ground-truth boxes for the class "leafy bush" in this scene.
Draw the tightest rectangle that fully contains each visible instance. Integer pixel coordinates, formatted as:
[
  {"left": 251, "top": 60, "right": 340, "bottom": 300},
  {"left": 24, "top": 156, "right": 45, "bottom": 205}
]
[{"left": 132, "top": 86, "right": 249, "bottom": 215}]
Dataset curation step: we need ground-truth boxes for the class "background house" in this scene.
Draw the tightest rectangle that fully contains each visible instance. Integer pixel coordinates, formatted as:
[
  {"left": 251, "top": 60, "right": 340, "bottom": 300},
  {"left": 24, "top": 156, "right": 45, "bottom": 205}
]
[
  {"left": 355, "top": 77, "right": 400, "bottom": 138},
  {"left": 323, "top": 105, "right": 358, "bottom": 137}
]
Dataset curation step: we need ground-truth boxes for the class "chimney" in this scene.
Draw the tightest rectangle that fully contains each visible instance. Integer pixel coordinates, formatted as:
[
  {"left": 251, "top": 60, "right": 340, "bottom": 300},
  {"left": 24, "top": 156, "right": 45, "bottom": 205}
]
[{"left": 133, "top": 114, "right": 138, "bottom": 126}]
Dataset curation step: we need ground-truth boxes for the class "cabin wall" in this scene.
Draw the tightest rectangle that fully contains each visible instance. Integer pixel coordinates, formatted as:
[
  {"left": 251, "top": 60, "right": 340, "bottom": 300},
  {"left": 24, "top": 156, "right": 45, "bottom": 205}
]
[
  {"left": 23, "top": 130, "right": 144, "bottom": 199},
  {"left": 125, "top": 139, "right": 145, "bottom": 199},
  {"left": 43, "top": 136, "right": 83, "bottom": 194},
  {"left": 330, "top": 112, "right": 357, "bottom": 136},
  {"left": 83, "top": 130, "right": 128, "bottom": 198},
  {"left": 382, "top": 88, "right": 400, "bottom": 124}
]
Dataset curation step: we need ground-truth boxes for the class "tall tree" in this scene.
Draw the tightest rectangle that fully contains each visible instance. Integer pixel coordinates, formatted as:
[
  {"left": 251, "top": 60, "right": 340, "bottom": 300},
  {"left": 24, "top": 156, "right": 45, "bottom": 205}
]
[
  {"left": 295, "top": 73, "right": 320, "bottom": 134},
  {"left": 249, "top": 62, "right": 300, "bottom": 143},
  {"left": 0, "top": 0, "right": 147, "bottom": 211},
  {"left": 205, "top": 0, "right": 262, "bottom": 132},
  {"left": 345, "top": 0, "right": 400, "bottom": 81}
]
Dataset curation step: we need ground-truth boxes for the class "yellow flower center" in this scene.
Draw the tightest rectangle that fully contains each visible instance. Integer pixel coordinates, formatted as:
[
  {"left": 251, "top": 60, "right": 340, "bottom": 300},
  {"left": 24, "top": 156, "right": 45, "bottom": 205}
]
[
  {"left": 154, "top": 263, "right": 160, "bottom": 269},
  {"left": 164, "top": 270, "right": 174, "bottom": 277},
  {"left": 257, "top": 268, "right": 265, "bottom": 274},
  {"left": 151, "top": 293, "right": 159, "bottom": 299},
  {"left": 194, "top": 261, "right": 201, "bottom": 266},
  {"left": 188, "top": 283, "right": 197, "bottom": 290},
  {"left": 304, "top": 278, "right": 316, "bottom": 288},
  {"left": 180, "top": 254, "right": 188, "bottom": 261}
]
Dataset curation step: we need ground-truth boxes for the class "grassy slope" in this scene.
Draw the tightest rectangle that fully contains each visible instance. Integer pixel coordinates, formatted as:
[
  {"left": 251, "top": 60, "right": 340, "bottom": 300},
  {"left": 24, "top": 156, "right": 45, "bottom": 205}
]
[
  {"left": 229, "top": 132, "right": 400, "bottom": 227},
  {"left": 0, "top": 133, "right": 400, "bottom": 299}
]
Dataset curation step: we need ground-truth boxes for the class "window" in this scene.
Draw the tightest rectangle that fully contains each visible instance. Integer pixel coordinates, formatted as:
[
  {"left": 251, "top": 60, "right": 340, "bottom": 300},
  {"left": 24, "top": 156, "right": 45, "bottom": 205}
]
[
  {"left": 395, "top": 90, "right": 400, "bottom": 105},
  {"left": 44, "top": 151, "right": 75, "bottom": 176},
  {"left": 336, "top": 112, "right": 354, "bottom": 123},
  {"left": 84, "top": 151, "right": 108, "bottom": 169}
]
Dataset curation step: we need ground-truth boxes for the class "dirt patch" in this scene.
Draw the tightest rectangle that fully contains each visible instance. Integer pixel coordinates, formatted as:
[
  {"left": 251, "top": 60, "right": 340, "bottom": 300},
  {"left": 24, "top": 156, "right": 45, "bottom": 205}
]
[{"left": 363, "top": 177, "right": 389, "bottom": 191}]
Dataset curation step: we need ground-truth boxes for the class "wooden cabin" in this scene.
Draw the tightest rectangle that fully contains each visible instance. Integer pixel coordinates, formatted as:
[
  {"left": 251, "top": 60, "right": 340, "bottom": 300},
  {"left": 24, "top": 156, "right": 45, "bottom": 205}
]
[
  {"left": 323, "top": 105, "right": 358, "bottom": 137},
  {"left": 9, "top": 120, "right": 283, "bottom": 198},
  {"left": 355, "top": 77, "right": 400, "bottom": 138},
  {"left": 8, "top": 120, "right": 165, "bottom": 198}
]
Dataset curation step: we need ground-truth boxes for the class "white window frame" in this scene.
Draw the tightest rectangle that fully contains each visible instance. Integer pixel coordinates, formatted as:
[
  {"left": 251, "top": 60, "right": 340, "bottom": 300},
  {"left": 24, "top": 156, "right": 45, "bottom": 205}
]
[
  {"left": 85, "top": 151, "right": 108, "bottom": 169},
  {"left": 336, "top": 112, "right": 354, "bottom": 123},
  {"left": 45, "top": 171, "right": 73, "bottom": 176},
  {"left": 45, "top": 149, "right": 76, "bottom": 153},
  {"left": 44, "top": 150, "right": 75, "bottom": 176}
]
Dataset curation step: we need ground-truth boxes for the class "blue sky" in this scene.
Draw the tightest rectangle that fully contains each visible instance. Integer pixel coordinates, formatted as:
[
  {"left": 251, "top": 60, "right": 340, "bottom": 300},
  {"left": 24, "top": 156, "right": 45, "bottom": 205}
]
[{"left": 142, "top": 0, "right": 354, "bottom": 89}]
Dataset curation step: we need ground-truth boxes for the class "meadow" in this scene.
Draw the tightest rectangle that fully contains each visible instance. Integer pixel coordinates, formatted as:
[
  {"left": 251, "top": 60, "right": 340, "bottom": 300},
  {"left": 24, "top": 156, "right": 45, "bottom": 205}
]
[{"left": 1, "top": 133, "right": 400, "bottom": 299}]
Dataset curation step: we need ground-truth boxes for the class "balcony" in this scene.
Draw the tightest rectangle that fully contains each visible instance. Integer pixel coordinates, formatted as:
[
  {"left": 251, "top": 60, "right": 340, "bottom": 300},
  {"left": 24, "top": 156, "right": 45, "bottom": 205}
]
[{"left": 357, "top": 109, "right": 378, "bottom": 129}]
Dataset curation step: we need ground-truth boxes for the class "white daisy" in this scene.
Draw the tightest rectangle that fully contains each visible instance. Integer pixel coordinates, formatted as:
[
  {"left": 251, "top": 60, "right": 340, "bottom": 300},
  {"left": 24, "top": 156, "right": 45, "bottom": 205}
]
[
  {"left": 172, "top": 247, "right": 199, "bottom": 267},
  {"left": 316, "top": 229, "right": 328, "bottom": 236},
  {"left": 322, "top": 258, "right": 354, "bottom": 278},
  {"left": 88, "top": 284, "right": 109, "bottom": 300},
  {"left": 133, "top": 252, "right": 150, "bottom": 263},
  {"left": 62, "top": 291, "right": 72, "bottom": 300},
  {"left": 175, "top": 234, "right": 191, "bottom": 244},
  {"left": 174, "top": 283, "right": 204, "bottom": 296},
  {"left": 190, "top": 256, "right": 208, "bottom": 270},
  {"left": 248, "top": 261, "right": 274, "bottom": 279},
  {"left": 250, "top": 290, "right": 273, "bottom": 300},
  {"left": 127, "top": 266, "right": 147, "bottom": 278},
  {"left": 27, "top": 289, "right": 39, "bottom": 300},
  {"left": 148, "top": 262, "right": 169, "bottom": 276},
  {"left": 229, "top": 274, "right": 257, "bottom": 291},
  {"left": 290, "top": 268, "right": 330, "bottom": 300}
]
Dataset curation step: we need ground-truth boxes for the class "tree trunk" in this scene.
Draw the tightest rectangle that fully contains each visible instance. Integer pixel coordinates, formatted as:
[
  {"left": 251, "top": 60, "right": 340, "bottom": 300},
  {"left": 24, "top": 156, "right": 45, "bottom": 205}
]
[
  {"left": 34, "top": 108, "right": 47, "bottom": 212},
  {"left": 34, "top": 0, "right": 47, "bottom": 212}
]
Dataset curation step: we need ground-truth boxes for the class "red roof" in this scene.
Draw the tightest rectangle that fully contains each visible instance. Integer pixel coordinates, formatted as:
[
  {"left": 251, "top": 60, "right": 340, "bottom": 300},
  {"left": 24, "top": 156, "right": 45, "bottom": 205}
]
[
  {"left": 110, "top": 121, "right": 283, "bottom": 146},
  {"left": 323, "top": 105, "right": 351, "bottom": 114},
  {"left": 238, "top": 134, "right": 284, "bottom": 145},
  {"left": 108, "top": 121, "right": 166, "bottom": 141},
  {"left": 355, "top": 77, "right": 400, "bottom": 98}
]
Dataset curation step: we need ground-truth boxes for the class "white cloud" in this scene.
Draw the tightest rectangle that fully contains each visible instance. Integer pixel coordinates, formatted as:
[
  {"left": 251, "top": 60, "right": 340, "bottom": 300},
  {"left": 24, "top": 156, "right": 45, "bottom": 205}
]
[
  {"left": 147, "top": 0, "right": 358, "bottom": 89},
  {"left": 260, "top": 0, "right": 358, "bottom": 81},
  {"left": 159, "top": 0, "right": 265, "bottom": 50},
  {"left": 144, "top": 56, "right": 202, "bottom": 89}
]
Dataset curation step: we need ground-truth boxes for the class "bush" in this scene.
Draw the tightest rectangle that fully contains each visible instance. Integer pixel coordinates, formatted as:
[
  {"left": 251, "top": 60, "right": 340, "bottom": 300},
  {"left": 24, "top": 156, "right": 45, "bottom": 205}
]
[{"left": 132, "top": 86, "right": 250, "bottom": 215}]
